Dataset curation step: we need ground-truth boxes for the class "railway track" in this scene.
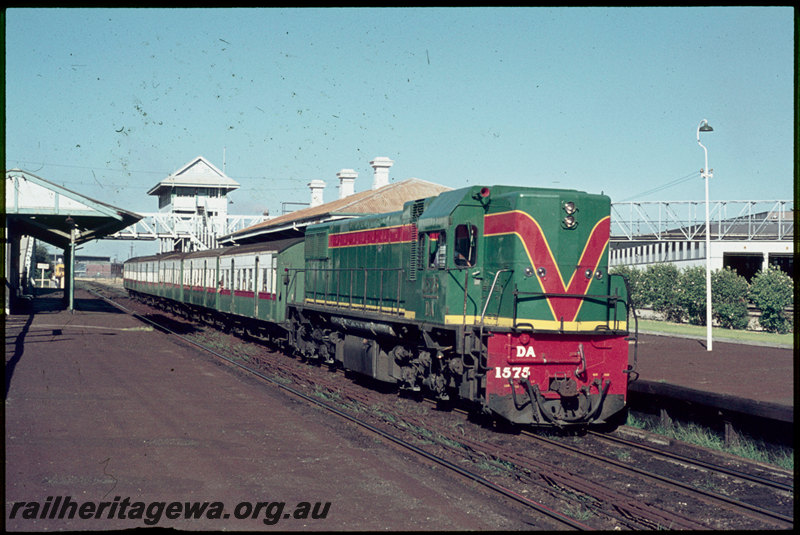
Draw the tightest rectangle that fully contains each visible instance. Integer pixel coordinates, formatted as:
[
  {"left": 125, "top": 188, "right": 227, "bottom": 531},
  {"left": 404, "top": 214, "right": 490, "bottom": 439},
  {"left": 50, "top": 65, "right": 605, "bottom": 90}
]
[
  {"left": 588, "top": 430, "right": 794, "bottom": 493},
  {"left": 86, "top": 282, "right": 794, "bottom": 530},
  {"left": 85, "top": 284, "right": 591, "bottom": 530},
  {"left": 520, "top": 429, "right": 793, "bottom": 528}
]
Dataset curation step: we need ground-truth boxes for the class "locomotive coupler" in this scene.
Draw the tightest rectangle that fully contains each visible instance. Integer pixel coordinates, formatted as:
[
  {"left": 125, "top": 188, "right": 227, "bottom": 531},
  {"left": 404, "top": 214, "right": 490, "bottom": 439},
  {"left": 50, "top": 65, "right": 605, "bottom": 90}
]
[
  {"left": 519, "top": 377, "right": 611, "bottom": 426},
  {"left": 549, "top": 375, "right": 579, "bottom": 397}
]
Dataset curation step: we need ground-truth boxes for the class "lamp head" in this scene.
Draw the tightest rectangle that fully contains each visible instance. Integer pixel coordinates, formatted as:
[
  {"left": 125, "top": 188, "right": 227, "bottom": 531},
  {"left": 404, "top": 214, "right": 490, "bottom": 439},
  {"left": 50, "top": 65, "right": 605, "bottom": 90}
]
[{"left": 699, "top": 120, "right": 713, "bottom": 132}]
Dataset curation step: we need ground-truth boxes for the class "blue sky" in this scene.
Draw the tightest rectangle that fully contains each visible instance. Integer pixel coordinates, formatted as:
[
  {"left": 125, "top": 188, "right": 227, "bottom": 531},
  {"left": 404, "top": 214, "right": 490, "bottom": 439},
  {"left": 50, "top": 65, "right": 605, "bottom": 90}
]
[{"left": 5, "top": 7, "right": 795, "bottom": 260}]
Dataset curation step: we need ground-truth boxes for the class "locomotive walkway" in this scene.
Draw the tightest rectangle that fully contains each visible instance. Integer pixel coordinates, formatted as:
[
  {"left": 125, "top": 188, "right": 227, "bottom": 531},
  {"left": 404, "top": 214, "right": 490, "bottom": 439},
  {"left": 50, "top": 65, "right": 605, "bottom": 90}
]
[{"left": 5, "top": 287, "right": 794, "bottom": 529}]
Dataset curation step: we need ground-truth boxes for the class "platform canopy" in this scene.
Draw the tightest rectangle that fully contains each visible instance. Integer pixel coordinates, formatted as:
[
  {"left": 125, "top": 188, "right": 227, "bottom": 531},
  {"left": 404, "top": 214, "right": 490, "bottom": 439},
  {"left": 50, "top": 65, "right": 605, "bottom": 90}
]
[{"left": 5, "top": 169, "right": 142, "bottom": 249}]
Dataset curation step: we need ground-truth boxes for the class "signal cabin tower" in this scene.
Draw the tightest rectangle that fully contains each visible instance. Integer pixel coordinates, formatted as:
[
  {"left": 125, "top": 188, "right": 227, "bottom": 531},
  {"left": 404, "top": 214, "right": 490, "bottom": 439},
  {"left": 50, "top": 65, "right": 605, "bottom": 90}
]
[{"left": 147, "top": 156, "right": 240, "bottom": 252}]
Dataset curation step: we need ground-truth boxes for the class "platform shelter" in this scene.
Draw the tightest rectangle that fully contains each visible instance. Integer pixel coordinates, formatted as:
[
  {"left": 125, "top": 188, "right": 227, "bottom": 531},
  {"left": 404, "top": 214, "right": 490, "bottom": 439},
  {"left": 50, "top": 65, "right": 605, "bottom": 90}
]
[{"left": 4, "top": 169, "right": 141, "bottom": 313}]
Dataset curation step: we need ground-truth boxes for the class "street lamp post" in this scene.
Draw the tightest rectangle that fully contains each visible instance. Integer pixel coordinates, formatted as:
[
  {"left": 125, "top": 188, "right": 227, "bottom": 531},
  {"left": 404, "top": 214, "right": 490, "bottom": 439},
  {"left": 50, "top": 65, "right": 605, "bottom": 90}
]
[{"left": 696, "top": 119, "right": 714, "bottom": 351}]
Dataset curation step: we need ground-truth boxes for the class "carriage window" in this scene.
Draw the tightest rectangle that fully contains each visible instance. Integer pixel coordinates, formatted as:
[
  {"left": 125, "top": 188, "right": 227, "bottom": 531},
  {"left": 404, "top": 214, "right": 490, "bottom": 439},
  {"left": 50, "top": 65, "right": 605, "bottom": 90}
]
[{"left": 454, "top": 224, "right": 477, "bottom": 267}]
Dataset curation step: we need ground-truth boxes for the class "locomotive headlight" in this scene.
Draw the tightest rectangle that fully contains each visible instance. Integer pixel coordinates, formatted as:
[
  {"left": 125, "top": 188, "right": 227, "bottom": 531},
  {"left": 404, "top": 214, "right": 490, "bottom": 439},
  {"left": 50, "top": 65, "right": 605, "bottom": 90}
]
[
  {"left": 537, "top": 267, "right": 546, "bottom": 278},
  {"left": 585, "top": 268, "right": 593, "bottom": 279},
  {"left": 563, "top": 215, "right": 576, "bottom": 228},
  {"left": 524, "top": 266, "right": 534, "bottom": 277},
  {"left": 563, "top": 201, "right": 576, "bottom": 215},
  {"left": 595, "top": 269, "right": 603, "bottom": 280}
]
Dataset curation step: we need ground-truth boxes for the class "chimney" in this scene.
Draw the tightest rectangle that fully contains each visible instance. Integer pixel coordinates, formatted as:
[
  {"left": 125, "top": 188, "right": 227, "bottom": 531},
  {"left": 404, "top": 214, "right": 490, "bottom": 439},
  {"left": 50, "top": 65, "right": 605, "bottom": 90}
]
[
  {"left": 336, "top": 169, "right": 358, "bottom": 199},
  {"left": 370, "top": 156, "right": 394, "bottom": 190},
  {"left": 308, "top": 179, "right": 326, "bottom": 208}
]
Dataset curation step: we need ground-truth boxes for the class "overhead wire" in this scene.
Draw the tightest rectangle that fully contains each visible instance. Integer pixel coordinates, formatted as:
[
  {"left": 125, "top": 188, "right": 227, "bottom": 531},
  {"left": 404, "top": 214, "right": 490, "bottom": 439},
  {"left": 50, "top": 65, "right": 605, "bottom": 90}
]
[
  {"left": 618, "top": 170, "right": 701, "bottom": 202},
  {"left": 6, "top": 158, "right": 305, "bottom": 189}
]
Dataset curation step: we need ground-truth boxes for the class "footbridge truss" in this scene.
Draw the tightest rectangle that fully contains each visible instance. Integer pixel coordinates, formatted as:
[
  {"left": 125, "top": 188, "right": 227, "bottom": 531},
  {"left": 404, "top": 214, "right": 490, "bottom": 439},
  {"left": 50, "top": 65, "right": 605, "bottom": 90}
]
[
  {"left": 610, "top": 200, "right": 794, "bottom": 242},
  {"left": 106, "top": 212, "right": 267, "bottom": 252}
]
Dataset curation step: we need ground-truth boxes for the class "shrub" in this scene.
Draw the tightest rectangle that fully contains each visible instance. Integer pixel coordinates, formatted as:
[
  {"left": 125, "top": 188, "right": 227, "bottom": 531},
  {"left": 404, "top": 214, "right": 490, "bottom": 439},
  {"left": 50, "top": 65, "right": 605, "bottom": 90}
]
[
  {"left": 642, "top": 264, "right": 683, "bottom": 322},
  {"left": 678, "top": 266, "right": 707, "bottom": 325},
  {"left": 749, "top": 267, "right": 794, "bottom": 333},
  {"left": 609, "top": 265, "right": 645, "bottom": 310},
  {"left": 712, "top": 267, "right": 750, "bottom": 330}
]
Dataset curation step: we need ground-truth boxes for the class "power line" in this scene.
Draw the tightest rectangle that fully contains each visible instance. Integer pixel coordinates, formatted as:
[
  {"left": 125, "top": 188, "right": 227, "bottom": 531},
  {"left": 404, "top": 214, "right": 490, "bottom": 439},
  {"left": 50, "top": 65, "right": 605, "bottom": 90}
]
[
  {"left": 6, "top": 158, "right": 305, "bottom": 183},
  {"left": 8, "top": 159, "right": 165, "bottom": 176},
  {"left": 619, "top": 170, "right": 700, "bottom": 202}
]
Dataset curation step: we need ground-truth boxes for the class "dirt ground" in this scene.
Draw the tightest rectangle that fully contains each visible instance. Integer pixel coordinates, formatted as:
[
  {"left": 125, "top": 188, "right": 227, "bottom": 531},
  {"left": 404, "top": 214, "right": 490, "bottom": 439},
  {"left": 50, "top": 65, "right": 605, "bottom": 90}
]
[{"left": 5, "top": 289, "right": 551, "bottom": 531}]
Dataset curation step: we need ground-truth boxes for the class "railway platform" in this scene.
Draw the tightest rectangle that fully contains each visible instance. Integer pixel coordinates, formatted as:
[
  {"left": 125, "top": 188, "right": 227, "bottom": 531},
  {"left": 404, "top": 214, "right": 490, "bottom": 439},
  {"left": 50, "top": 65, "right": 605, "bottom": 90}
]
[
  {"left": 4, "top": 288, "right": 530, "bottom": 531},
  {"left": 5, "top": 287, "right": 794, "bottom": 529},
  {"left": 629, "top": 330, "right": 794, "bottom": 440}
]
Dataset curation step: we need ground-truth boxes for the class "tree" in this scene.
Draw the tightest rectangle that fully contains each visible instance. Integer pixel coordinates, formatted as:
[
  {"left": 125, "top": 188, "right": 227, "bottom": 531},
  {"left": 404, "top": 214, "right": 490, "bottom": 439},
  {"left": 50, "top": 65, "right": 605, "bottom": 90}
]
[
  {"left": 749, "top": 267, "right": 794, "bottom": 334},
  {"left": 33, "top": 242, "right": 53, "bottom": 279},
  {"left": 677, "top": 266, "right": 706, "bottom": 325},
  {"left": 33, "top": 242, "right": 50, "bottom": 266},
  {"left": 642, "top": 263, "right": 683, "bottom": 322},
  {"left": 711, "top": 267, "right": 750, "bottom": 330},
  {"left": 609, "top": 265, "right": 645, "bottom": 310}
]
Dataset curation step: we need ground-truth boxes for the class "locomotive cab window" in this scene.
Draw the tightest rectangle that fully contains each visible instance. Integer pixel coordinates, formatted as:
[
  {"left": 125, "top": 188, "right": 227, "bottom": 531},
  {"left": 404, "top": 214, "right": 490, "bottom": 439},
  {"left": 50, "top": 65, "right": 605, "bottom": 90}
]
[
  {"left": 426, "top": 232, "right": 446, "bottom": 269},
  {"left": 454, "top": 224, "right": 477, "bottom": 267}
]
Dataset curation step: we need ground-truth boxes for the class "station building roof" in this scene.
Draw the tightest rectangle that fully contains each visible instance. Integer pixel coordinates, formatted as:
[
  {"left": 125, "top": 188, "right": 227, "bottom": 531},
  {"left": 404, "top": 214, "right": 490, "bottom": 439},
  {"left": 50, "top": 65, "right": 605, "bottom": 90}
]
[
  {"left": 5, "top": 169, "right": 142, "bottom": 249},
  {"left": 219, "top": 177, "right": 451, "bottom": 245}
]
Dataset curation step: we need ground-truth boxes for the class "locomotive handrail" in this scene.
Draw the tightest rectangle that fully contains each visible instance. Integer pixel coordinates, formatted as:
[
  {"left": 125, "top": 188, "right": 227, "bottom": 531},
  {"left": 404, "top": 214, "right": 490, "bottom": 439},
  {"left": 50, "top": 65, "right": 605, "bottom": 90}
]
[
  {"left": 285, "top": 268, "right": 305, "bottom": 304},
  {"left": 512, "top": 288, "right": 632, "bottom": 333},
  {"left": 477, "top": 269, "right": 513, "bottom": 375},
  {"left": 610, "top": 272, "right": 639, "bottom": 382},
  {"left": 480, "top": 269, "right": 513, "bottom": 326},
  {"left": 305, "top": 266, "right": 406, "bottom": 315}
]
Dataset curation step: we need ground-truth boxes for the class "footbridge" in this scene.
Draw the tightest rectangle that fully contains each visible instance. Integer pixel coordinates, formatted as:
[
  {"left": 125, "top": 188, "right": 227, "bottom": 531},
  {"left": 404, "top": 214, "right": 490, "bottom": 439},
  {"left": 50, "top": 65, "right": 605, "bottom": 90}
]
[{"left": 609, "top": 200, "right": 794, "bottom": 278}]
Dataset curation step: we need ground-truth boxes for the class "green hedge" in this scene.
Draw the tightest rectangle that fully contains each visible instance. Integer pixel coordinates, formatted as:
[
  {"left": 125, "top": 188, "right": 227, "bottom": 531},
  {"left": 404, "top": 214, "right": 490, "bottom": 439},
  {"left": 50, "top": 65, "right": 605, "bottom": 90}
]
[
  {"left": 611, "top": 263, "right": 793, "bottom": 333},
  {"left": 749, "top": 266, "right": 794, "bottom": 334}
]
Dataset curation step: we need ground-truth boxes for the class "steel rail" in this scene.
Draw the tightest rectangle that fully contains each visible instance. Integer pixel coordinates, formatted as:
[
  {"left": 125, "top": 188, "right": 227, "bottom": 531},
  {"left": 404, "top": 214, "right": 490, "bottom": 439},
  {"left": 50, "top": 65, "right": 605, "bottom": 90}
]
[
  {"left": 87, "top": 286, "right": 594, "bottom": 531},
  {"left": 588, "top": 430, "right": 793, "bottom": 493},
  {"left": 522, "top": 429, "right": 793, "bottom": 527}
]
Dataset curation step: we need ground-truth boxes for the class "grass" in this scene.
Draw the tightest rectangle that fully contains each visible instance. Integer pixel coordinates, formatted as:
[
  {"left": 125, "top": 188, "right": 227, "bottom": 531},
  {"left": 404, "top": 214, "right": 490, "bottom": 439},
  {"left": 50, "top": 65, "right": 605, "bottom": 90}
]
[
  {"left": 626, "top": 413, "right": 794, "bottom": 471},
  {"left": 637, "top": 319, "right": 793, "bottom": 347}
]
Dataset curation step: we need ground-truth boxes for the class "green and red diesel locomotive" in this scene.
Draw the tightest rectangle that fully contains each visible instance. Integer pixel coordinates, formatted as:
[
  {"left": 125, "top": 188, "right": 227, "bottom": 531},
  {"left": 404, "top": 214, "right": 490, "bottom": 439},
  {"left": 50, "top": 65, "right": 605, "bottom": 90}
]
[{"left": 124, "top": 184, "right": 635, "bottom": 428}]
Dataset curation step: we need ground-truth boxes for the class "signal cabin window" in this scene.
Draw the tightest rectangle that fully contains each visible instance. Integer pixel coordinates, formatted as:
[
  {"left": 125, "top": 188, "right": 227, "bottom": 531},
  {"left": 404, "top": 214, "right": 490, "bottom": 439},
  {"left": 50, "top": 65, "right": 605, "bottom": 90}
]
[{"left": 454, "top": 224, "right": 477, "bottom": 267}]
